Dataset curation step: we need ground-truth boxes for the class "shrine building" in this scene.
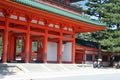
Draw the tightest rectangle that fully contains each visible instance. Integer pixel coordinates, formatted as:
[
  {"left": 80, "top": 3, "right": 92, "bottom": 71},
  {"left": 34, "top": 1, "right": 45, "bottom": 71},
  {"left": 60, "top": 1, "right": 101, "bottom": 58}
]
[{"left": 0, "top": 0, "right": 106, "bottom": 63}]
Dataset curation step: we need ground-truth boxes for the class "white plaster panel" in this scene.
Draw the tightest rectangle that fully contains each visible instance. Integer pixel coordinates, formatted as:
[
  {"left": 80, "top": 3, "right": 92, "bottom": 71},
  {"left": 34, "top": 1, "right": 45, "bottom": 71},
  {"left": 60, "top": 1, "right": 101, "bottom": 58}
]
[
  {"left": 62, "top": 42, "right": 72, "bottom": 61},
  {"left": 47, "top": 42, "right": 57, "bottom": 61},
  {"left": 86, "top": 51, "right": 94, "bottom": 54}
]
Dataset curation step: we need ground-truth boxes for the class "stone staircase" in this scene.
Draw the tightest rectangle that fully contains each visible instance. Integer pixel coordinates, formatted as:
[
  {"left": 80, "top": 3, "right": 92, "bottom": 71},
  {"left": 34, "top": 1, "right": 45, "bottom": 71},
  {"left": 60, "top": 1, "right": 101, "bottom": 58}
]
[
  {"left": 44, "top": 64, "right": 66, "bottom": 71},
  {"left": 0, "top": 63, "right": 24, "bottom": 75},
  {"left": 0, "top": 63, "right": 93, "bottom": 74},
  {"left": 19, "top": 63, "right": 92, "bottom": 72},
  {"left": 20, "top": 63, "right": 50, "bottom": 72}
]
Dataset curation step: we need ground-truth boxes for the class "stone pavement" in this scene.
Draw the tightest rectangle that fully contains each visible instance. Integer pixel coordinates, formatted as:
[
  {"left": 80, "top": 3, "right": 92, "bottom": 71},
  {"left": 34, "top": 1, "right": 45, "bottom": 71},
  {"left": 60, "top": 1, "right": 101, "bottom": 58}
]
[{"left": 0, "top": 63, "right": 120, "bottom": 80}]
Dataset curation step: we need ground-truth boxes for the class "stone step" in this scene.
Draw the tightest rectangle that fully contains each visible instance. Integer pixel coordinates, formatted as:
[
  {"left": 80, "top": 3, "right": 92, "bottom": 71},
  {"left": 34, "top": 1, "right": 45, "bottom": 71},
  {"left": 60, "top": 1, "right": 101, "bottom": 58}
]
[
  {"left": 21, "top": 63, "right": 50, "bottom": 72},
  {"left": 44, "top": 64, "right": 67, "bottom": 71},
  {"left": 0, "top": 63, "right": 24, "bottom": 75},
  {"left": 16, "top": 63, "right": 93, "bottom": 73}
]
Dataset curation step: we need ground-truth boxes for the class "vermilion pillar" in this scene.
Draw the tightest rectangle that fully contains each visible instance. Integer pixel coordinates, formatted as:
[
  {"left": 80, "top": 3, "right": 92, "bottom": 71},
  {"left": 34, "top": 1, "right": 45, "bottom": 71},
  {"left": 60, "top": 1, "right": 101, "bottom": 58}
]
[
  {"left": 8, "top": 33, "right": 15, "bottom": 62},
  {"left": 43, "top": 26, "right": 48, "bottom": 63},
  {"left": 37, "top": 40, "right": 43, "bottom": 61},
  {"left": 24, "top": 19, "right": 31, "bottom": 63},
  {"left": 93, "top": 51, "right": 95, "bottom": 63},
  {"left": 57, "top": 42, "right": 59, "bottom": 62},
  {"left": 2, "top": 15, "right": 9, "bottom": 63},
  {"left": 7, "top": 33, "right": 11, "bottom": 62},
  {"left": 72, "top": 34, "right": 75, "bottom": 63},
  {"left": 57, "top": 38, "right": 62, "bottom": 63},
  {"left": 57, "top": 27, "right": 63, "bottom": 63},
  {"left": 84, "top": 48, "right": 86, "bottom": 64},
  {"left": 21, "top": 37, "right": 25, "bottom": 61},
  {"left": 29, "top": 39, "right": 32, "bottom": 61}
]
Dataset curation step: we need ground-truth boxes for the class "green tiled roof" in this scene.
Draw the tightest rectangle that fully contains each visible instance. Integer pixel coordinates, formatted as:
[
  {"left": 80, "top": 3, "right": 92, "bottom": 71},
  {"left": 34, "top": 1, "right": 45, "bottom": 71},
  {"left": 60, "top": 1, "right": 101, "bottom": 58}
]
[
  {"left": 76, "top": 39, "right": 98, "bottom": 48},
  {"left": 12, "top": 0, "right": 106, "bottom": 26}
]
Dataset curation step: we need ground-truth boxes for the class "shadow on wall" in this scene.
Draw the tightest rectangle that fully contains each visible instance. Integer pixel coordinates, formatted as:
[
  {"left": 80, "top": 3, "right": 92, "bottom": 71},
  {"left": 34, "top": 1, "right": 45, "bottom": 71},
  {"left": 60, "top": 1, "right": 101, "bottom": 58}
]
[{"left": 0, "top": 64, "right": 16, "bottom": 79}]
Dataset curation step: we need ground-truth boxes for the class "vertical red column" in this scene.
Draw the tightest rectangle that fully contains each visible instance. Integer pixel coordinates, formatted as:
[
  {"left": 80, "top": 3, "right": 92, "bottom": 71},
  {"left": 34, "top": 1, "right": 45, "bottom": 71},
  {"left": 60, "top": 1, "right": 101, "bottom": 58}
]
[
  {"left": 24, "top": 18, "right": 31, "bottom": 63},
  {"left": 43, "top": 24, "right": 48, "bottom": 63},
  {"left": 11, "top": 34, "right": 15, "bottom": 61},
  {"left": 92, "top": 51, "right": 95, "bottom": 63},
  {"left": 2, "top": 15, "right": 9, "bottom": 63},
  {"left": 37, "top": 39, "right": 43, "bottom": 61},
  {"left": 29, "top": 39, "right": 32, "bottom": 61},
  {"left": 21, "top": 37, "right": 25, "bottom": 61},
  {"left": 57, "top": 26, "right": 63, "bottom": 63},
  {"left": 8, "top": 33, "right": 15, "bottom": 62},
  {"left": 57, "top": 38, "right": 62, "bottom": 63},
  {"left": 7, "top": 33, "right": 10, "bottom": 62},
  {"left": 14, "top": 37, "right": 17, "bottom": 61},
  {"left": 84, "top": 48, "right": 86, "bottom": 64},
  {"left": 72, "top": 33, "right": 75, "bottom": 63}
]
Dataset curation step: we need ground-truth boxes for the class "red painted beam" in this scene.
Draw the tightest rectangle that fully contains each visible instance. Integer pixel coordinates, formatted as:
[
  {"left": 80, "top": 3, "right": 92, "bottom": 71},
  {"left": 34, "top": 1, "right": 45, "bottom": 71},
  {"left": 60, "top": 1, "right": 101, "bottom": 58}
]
[
  {"left": 0, "top": 26, "right": 5, "bottom": 29},
  {"left": 48, "top": 34, "right": 60, "bottom": 38},
  {"left": 0, "top": 17, "right": 5, "bottom": 21},
  {"left": 9, "top": 19, "right": 27, "bottom": 26},
  {"left": 30, "top": 31, "right": 45, "bottom": 35},
  {"left": 48, "top": 38, "right": 59, "bottom": 42},
  {"left": 8, "top": 27, "right": 27, "bottom": 33},
  {"left": 30, "top": 23, "right": 45, "bottom": 29}
]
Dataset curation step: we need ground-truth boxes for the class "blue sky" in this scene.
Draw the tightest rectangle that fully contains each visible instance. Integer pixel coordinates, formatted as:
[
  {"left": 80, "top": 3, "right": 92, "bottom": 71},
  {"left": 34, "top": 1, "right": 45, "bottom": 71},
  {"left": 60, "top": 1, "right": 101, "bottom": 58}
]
[
  {"left": 74, "top": 0, "right": 88, "bottom": 10},
  {"left": 72, "top": 0, "right": 99, "bottom": 20}
]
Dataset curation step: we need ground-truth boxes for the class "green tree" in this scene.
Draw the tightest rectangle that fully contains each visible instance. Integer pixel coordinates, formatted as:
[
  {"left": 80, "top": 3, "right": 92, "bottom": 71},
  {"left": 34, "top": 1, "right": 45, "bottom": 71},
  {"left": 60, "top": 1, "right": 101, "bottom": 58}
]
[
  {"left": 82, "top": 0, "right": 120, "bottom": 66},
  {"left": 85, "top": 0, "right": 107, "bottom": 19},
  {"left": 98, "top": 0, "right": 120, "bottom": 29},
  {"left": 84, "top": 0, "right": 120, "bottom": 53}
]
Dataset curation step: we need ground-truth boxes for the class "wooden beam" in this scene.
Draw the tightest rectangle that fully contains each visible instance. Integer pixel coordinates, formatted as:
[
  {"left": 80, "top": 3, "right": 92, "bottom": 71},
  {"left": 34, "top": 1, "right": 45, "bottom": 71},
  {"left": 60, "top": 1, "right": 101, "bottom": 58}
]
[
  {"left": 9, "top": 19, "right": 27, "bottom": 26},
  {"left": 48, "top": 34, "right": 60, "bottom": 38},
  {"left": 30, "top": 23, "right": 45, "bottom": 29},
  {"left": 48, "top": 38, "right": 59, "bottom": 42},
  {"left": 0, "top": 26, "right": 5, "bottom": 29},
  {"left": 8, "top": 27, "right": 27, "bottom": 33},
  {"left": 30, "top": 31, "right": 45, "bottom": 35},
  {"left": 0, "top": 17, "right": 5, "bottom": 21}
]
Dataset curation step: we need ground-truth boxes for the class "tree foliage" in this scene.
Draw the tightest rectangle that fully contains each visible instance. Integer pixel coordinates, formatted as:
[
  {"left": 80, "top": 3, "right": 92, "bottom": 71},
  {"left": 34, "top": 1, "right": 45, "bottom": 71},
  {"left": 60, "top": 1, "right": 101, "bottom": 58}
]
[
  {"left": 78, "top": 0, "right": 120, "bottom": 53},
  {"left": 85, "top": 0, "right": 107, "bottom": 19}
]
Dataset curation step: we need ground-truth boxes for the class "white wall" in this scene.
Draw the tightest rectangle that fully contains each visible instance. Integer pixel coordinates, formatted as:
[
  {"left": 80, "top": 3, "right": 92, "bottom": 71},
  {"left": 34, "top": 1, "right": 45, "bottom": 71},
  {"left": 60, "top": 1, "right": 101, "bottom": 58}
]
[
  {"left": 47, "top": 42, "right": 57, "bottom": 61},
  {"left": 62, "top": 42, "right": 72, "bottom": 62},
  {"left": 86, "top": 51, "right": 94, "bottom": 54}
]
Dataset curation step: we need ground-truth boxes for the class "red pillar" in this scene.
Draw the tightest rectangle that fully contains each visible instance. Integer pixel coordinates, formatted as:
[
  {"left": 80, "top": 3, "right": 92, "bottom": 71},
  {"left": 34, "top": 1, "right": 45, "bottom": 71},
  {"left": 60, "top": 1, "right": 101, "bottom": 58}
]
[
  {"left": 84, "top": 48, "right": 86, "bottom": 64},
  {"left": 2, "top": 15, "right": 9, "bottom": 63},
  {"left": 7, "top": 33, "right": 11, "bottom": 62},
  {"left": 14, "top": 37, "right": 17, "bottom": 60},
  {"left": 37, "top": 40, "right": 43, "bottom": 61},
  {"left": 24, "top": 19, "right": 31, "bottom": 63},
  {"left": 7, "top": 33, "right": 15, "bottom": 62},
  {"left": 72, "top": 34, "right": 75, "bottom": 63},
  {"left": 43, "top": 26, "right": 48, "bottom": 63},
  {"left": 93, "top": 51, "right": 95, "bottom": 63},
  {"left": 57, "top": 38, "right": 62, "bottom": 63},
  {"left": 29, "top": 39, "right": 32, "bottom": 61},
  {"left": 57, "top": 27, "right": 63, "bottom": 63},
  {"left": 12, "top": 35, "right": 15, "bottom": 61}
]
